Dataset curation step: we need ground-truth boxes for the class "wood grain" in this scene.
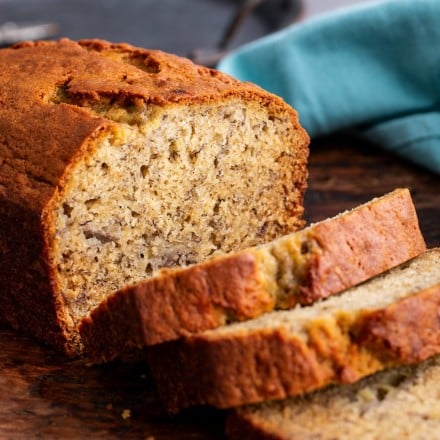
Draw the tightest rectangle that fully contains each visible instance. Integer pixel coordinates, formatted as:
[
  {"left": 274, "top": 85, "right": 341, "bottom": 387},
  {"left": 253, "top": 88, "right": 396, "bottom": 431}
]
[
  {"left": 0, "top": 327, "right": 225, "bottom": 439},
  {"left": 1, "top": 136, "right": 438, "bottom": 439}
]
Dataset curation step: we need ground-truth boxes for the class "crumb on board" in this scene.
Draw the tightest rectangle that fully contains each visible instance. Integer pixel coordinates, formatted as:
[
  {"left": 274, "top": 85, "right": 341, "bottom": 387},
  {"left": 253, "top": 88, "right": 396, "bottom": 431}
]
[{"left": 121, "top": 409, "right": 131, "bottom": 420}]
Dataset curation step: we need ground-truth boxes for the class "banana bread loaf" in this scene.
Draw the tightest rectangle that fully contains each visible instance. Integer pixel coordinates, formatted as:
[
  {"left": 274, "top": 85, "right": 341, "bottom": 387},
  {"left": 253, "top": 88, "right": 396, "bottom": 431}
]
[
  {"left": 148, "top": 248, "right": 440, "bottom": 412},
  {"left": 0, "top": 38, "right": 309, "bottom": 355},
  {"left": 227, "top": 354, "right": 440, "bottom": 439},
  {"left": 80, "top": 188, "right": 426, "bottom": 362}
]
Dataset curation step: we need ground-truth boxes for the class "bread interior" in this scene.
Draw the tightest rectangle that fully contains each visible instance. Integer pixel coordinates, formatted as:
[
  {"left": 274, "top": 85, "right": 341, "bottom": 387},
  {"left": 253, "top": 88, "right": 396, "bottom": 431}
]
[
  {"left": 49, "top": 99, "right": 306, "bottom": 328},
  {"left": 240, "top": 353, "right": 440, "bottom": 439}
]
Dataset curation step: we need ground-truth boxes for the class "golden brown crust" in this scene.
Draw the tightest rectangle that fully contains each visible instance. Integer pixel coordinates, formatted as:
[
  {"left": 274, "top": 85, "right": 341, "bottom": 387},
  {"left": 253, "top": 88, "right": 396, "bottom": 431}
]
[
  {"left": 80, "top": 252, "right": 274, "bottom": 361},
  {"left": 0, "top": 38, "right": 308, "bottom": 354},
  {"left": 0, "top": 200, "right": 71, "bottom": 351},
  {"left": 355, "top": 285, "right": 440, "bottom": 363},
  {"left": 299, "top": 188, "right": 426, "bottom": 304},
  {"left": 148, "top": 284, "right": 440, "bottom": 413}
]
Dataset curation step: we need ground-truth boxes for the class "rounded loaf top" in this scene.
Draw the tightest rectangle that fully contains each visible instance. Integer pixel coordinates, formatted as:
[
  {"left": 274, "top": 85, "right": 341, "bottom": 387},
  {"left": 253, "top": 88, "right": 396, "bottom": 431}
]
[
  {"left": 7, "top": 38, "right": 294, "bottom": 107},
  {"left": 0, "top": 38, "right": 306, "bottom": 212}
]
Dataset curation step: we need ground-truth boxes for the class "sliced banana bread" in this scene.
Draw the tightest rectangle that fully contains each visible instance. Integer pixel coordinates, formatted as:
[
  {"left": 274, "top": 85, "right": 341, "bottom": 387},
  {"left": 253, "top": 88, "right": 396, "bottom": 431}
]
[
  {"left": 148, "top": 248, "right": 440, "bottom": 412},
  {"left": 80, "top": 188, "right": 425, "bottom": 362},
  {"left": 227, "top": 354, "right": 440, "bottom": 440},
  {"left": 0, "top": 38, "right": 309, "bottom": 355}
]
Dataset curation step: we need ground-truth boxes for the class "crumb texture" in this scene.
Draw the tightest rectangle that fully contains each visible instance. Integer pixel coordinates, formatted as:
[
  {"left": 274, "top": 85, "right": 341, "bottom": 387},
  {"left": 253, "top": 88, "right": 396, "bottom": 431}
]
[
  {"left": 229, "top": 354, "right": 440, "bottom": 440},
  {"left": 53, "top": 97, "right": 306, "bottom": 325}
]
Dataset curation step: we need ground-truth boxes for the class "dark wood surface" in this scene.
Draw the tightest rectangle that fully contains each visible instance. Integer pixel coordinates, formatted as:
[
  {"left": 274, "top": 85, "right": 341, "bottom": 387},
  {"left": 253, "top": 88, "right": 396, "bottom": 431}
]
[{"left": 1, "top": 137, "right": 439, "bottom": 439}]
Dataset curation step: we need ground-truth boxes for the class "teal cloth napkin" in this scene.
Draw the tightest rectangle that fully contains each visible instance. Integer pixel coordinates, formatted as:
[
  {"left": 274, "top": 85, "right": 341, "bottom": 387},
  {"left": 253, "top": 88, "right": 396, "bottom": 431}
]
[{"left": 218, "top": 0, "right": 440, "bottom": 174}]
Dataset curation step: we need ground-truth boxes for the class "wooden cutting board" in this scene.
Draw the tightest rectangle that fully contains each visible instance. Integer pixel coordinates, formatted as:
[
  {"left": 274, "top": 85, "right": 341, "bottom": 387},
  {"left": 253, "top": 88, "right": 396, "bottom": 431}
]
[{"left": 1, "top": 136, "right": 438, "bottom": 439}]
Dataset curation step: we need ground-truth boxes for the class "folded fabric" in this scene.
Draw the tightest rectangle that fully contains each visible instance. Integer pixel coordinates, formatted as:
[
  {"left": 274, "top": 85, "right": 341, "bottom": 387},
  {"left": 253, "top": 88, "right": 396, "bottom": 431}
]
[{"left": 218, "top": 0, "right": 440, "bottom": 174}]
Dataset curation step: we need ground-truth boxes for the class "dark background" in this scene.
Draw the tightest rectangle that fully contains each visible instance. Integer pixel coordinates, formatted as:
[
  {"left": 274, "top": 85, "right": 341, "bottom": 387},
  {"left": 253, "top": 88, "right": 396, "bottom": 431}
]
[
  {"left": 0, "top": 0, "right": 291, "bottom": 56},
  {"left": 0, "top": 0, "right": 370, "bottom": 57}
]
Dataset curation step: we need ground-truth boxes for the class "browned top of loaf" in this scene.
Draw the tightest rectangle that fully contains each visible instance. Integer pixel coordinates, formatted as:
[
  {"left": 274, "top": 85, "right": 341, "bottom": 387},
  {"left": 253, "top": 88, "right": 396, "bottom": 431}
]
[{"left": 0, "top": 38, "right": 304, "bottom": 213}]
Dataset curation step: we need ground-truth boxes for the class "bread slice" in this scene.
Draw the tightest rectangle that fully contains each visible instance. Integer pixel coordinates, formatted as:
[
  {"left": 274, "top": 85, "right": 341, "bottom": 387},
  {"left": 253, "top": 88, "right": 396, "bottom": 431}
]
[
  {"left": 80, "top": 188, "right": 425, "bottom": 362},
  {"left": 148, "top": 248, "right": 440, "bottom": 412},
  {"left": 0, "top": 39, "right": 308, "bottom": 355},
  {"left": 226, "top": 354, "right": 440, "bottom": 440}
]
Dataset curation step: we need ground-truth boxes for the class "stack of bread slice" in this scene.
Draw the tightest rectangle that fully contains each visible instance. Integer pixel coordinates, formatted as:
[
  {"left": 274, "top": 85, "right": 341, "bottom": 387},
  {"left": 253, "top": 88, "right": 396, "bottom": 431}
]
[
  {"left": 148, "top": 247, "right": 440, "bottom": 411},
  {"left": 138, "top": 194, "right": 438, "bottom": 438},
  {"left": 224, "top": 249, "right": 440, "bottom": 440},
  {"left": 81, "top": 187, "right": 440, "bottom": 439}
]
